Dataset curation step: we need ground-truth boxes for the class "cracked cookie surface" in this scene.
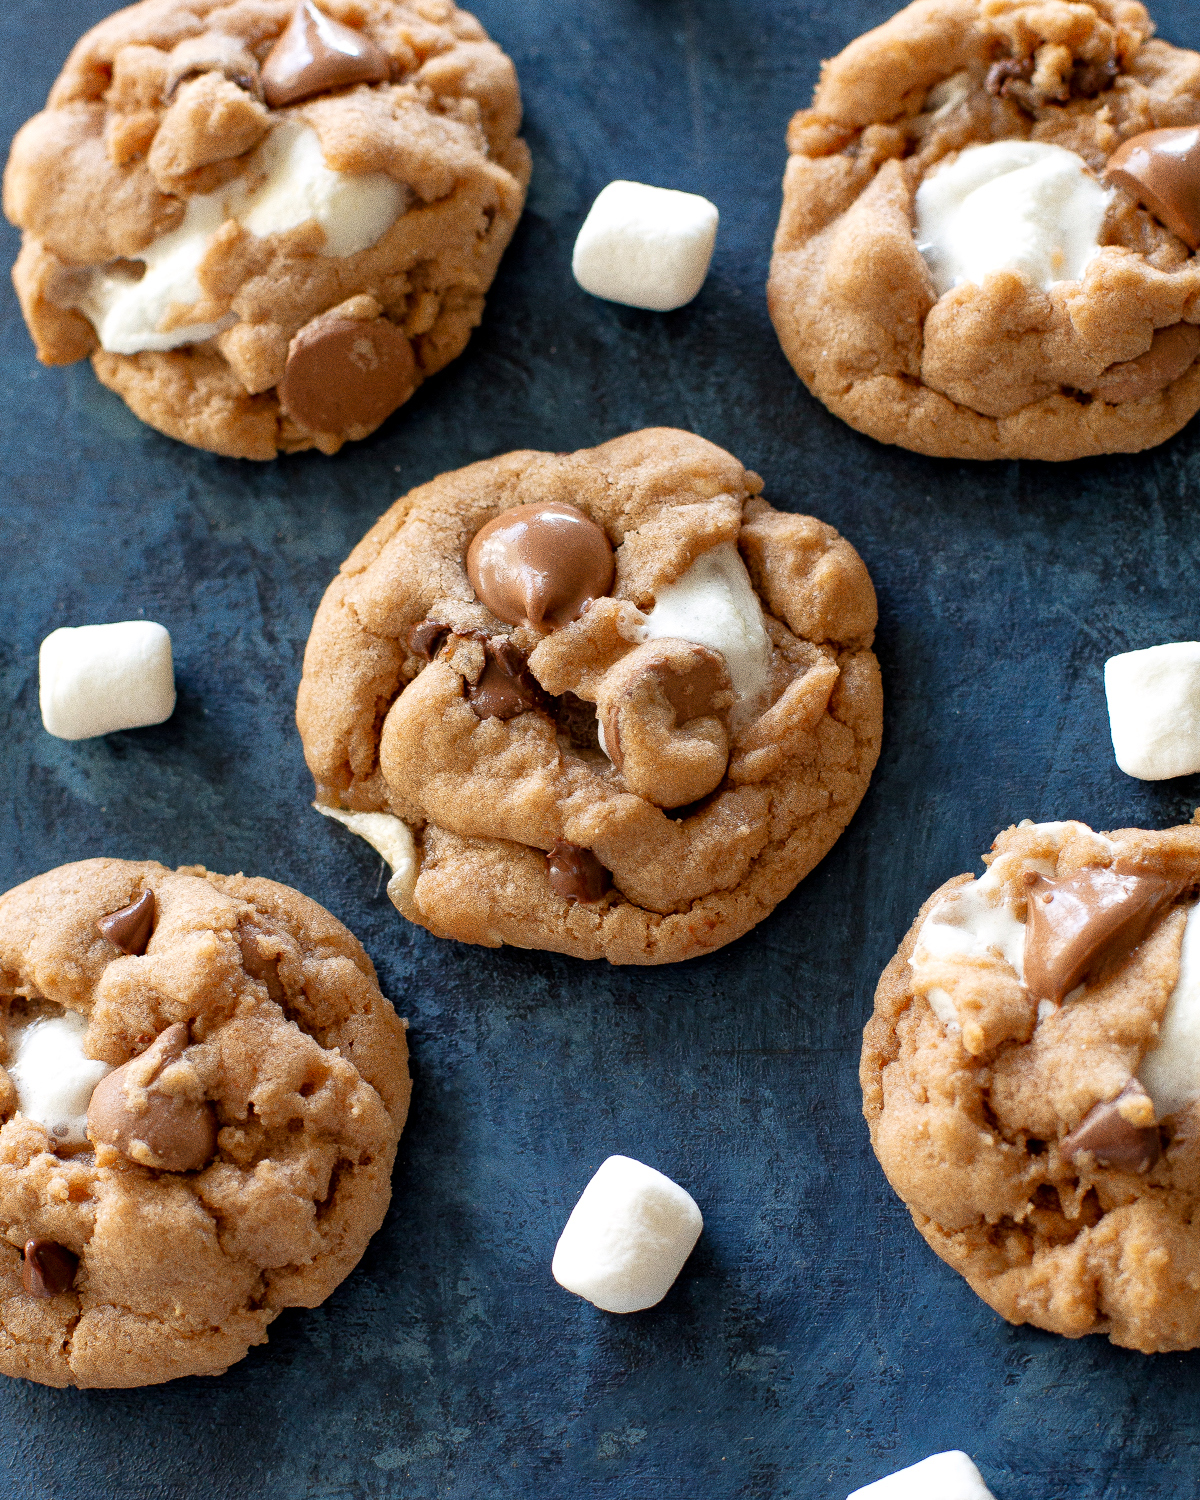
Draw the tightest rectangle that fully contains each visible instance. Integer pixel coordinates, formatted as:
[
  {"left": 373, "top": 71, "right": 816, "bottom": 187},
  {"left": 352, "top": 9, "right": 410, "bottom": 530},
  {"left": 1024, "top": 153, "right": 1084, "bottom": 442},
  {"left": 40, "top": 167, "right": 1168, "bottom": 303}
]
[
  {"left": 769, "top": 0, "right": 1200, "bottom": 460},
  {"left": 862, "top": 819, "right": 1200, "bottom": 1353},
  {"left": 0, "top": 858, "right": 409, "bottom": 1388},
  {"left": 297, "top": 428, "right": 883, "bottom": 965},
  {"left": 3, "top": 0, "right": 529, "bottom": 458}
]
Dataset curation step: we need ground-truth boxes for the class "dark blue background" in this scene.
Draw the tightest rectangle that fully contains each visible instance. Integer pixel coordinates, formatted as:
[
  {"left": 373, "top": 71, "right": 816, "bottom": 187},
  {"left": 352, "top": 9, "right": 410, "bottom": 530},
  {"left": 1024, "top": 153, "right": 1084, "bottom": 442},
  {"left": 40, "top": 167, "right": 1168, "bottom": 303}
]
[{"left": 2, "top": 1, "right": 1199, "bottom": 1495}]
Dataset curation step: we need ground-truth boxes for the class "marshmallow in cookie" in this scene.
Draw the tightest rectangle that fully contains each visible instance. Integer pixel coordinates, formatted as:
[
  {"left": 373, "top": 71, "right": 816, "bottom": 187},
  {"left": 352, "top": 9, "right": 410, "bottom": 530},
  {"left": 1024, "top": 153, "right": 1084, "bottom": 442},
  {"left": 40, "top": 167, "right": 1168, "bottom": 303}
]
[
  {"left": 864, "top": 817, "right": 1200, "bottom": 1353},
  {"left": 2, "top": 0, "right": 530, "bottom": 458},
  {"left": 298, "top": 428, "right": 882, "bottom": 966},
  {"left": 769, "top": 0, "right": 1200, "bottom": 462}
]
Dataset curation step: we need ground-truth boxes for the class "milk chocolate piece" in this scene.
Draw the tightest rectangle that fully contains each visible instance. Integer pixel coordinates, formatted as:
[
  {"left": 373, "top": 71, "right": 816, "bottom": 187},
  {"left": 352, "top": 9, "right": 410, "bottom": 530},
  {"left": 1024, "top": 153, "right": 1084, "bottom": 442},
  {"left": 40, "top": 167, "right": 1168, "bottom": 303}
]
[
  {"left": 261, "top": 1, "right": 389, "bottom": 108},
  {"left": 1092, "top": 323, "right": 1200, "bottom": 404},
  {"left": 466, "top": 503, "right": 615, "bottom": 631},
  {"left": 165, "top": 34, "right": 264, "bottom": 100},
  {"left": 1106, "top": 127, "right": 1200, "bottom": 250},
  {"left": 280, "top": 317, "right": 416, "bottom": 437},
  {"left": 22, "top": 1239, "right": 78, "bottom": 1299},
  {"left": 97, "top": 889, "right": 155, "bottom": 956},
  {"left": 546, "top": 840, "right": 611, "bottom": 903},
  {"left": 467, "top": 640, "right": 546, "bottom": 721},
  {"left": 409, "top": 620, "right": 450, "bottom": 661},
  {"left": 86, "top": 1024, "right": 217, "bottom": 1173},
  {"left": 1062, "top": 1081, "right": 1161, "bottom": 1172},
  {"left": 1023, "top": 867, "right": 1181, "bottom": 1004}
]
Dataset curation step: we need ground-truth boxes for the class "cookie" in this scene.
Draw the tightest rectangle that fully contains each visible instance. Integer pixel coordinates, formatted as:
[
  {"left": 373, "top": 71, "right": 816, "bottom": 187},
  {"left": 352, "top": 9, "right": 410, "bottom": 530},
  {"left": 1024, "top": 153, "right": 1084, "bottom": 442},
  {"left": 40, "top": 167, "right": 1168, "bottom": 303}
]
[
  {"left": 768, "top": 0, "right": 1200, "bottom": 461},
  {"left": 862, "top": 818, "right": 1200, "bottom": 1353},
  {"left": 3, "top": 0, "right": 529, "bottom": 459},
  {"left": 0, "top": 858, "right": 409, "bottom": 1388},
  {"left": 297, "top": 428, "right": 882, "bottom": 965}
]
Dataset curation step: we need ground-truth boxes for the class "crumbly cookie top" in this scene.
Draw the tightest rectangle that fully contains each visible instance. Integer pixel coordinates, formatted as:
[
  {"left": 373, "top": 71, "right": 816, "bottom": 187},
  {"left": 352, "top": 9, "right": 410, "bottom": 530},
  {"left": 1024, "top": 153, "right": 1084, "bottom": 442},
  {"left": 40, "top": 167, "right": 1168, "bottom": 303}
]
[
  {"left": 0, "top": 858, "right": 409, "bottom": 1388},
  {"left": 863, "top": 817, "right": 1200, "bottom": 1352}
]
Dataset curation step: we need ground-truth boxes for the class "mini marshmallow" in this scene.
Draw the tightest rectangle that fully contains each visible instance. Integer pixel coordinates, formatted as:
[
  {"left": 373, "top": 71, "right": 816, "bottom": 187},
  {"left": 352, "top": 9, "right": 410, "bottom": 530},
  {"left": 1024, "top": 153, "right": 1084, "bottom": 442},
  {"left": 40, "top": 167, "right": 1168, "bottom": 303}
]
[
  {"left": 552, "top": 1155, "right": 703, "bottom": 1313},
  {"left": 1141, "top": 899, "right": 1200, "bottom": 1117},
  {"left": 314, "top": 803, "right": 418, "bottom": 907},
  {"left": 1104, "top": 642, "right": 1200, "bottom": 779},
  {"left": 847, "top": 1451, "right": 997, "bottom": 1500},
  {"left": 572, "top": 181, "right": 718, "bottom": 312},
  {"left": 7, "top": 1011, "right": 113, "bottom": 1147},
  {"left": 40, "top": 621, "right": 175, "bottom": 741}
]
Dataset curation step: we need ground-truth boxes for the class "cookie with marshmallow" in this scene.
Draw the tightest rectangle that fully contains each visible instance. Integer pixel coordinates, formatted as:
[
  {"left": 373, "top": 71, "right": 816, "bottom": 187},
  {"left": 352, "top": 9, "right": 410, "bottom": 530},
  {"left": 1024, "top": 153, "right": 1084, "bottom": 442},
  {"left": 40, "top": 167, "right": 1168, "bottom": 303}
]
[
  {"left": 3, "top": 0, "right": 530, "bottom": 458},
  {"left": 0, "top": 857, "right": 409, "bottom": 1388},
  {"left": 863, "top": 817, "right": 1200, "bottom": 1354},
  {"left": 297, "top": 428, "right": 882, "bottom": 965},
  {"left": 769, "top": 0, "right": 1200, "bottom": 462}
]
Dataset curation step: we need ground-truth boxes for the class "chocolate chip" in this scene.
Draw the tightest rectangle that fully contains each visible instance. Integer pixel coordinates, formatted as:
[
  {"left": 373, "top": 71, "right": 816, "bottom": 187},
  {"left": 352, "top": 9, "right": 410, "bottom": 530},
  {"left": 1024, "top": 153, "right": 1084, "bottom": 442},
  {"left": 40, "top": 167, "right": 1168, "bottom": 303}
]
[
  {"left": 279, "top": 316, "right": 417, "bottom": 437},
  {"left": 1062, "top": 1081, "right": 1161, "bottom": 1172},
  {"left": 22, "top": 1239, "right": 78, "bottom": 1298},
  {"left": 1023, "top": 867, "right": 1183, "bottom": 1004},
  {"left": 86, "top": 1024, "right": 217, "bottom": 1173},
  {"left": 467, "top": 641, "right": 546, "bottom": 721},
  {"left": 408, "top": 620, "right": 450, "bottom": 661},
  {"left": 466, "top": 502, "right": 615, "bottom": 630},
  {"left": 261, "top": 0, "right": 390, "bottom": 109},
  {"left": 1069, "top": 58, "right": 1118, "bottom": 98},
  {"left": 97, "top": 889, "right": 155, "bottom": 956},
  {"left": 1106, "top": 127, "right": 1200, "bottom": 250},
  {"left": 546, "top": 840, "right": 611, "bottom": 903}
]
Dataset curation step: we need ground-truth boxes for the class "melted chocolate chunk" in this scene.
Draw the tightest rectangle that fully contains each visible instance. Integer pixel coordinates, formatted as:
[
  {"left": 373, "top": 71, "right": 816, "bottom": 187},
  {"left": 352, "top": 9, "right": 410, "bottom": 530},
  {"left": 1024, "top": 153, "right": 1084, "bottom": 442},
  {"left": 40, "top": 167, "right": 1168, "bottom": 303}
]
[
  {"left": 87, "top": 1024, "right": 217, "bottom": 1173},
  {"left": 546, "top": 840, "right": 611, "bottom": 903},
  {"left": 1061, "top": 1081, "right": 1161, "bottom": 1172},
  {"left": 408, "top": 620, "right": 450, "bottom": 661},
  {"left": 1023, "top": 867, "right": 1182, "bottom": 1004},
  {"left": 279, "top": 317, "right": 417, "bottom": 438},
  {"left": 466, "top": 502, "right": 614, "bottom": 630},
  {"left": 23, "top": 1239, "right": 78, "bottom": 1298},
  {"left": 1106, "top": 126, "right": 1200, "bottom": 250},
  {"left": 262, "top": 0, "right": 389, "bottom": 109},
  {"left": 97, "top": 889, "right": 155, "bottom": 956},
  {"left": 467, "top": 641, "right": 546, "bottom": 721}
]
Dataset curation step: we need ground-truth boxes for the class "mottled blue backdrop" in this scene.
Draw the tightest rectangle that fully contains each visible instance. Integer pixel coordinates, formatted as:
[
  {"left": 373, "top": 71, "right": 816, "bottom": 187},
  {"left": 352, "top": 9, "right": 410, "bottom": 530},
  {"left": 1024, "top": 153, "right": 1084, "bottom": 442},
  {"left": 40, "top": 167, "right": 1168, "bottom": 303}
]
[{"left": 1, "top": 1, "right": 1199, "bottom": 1496}]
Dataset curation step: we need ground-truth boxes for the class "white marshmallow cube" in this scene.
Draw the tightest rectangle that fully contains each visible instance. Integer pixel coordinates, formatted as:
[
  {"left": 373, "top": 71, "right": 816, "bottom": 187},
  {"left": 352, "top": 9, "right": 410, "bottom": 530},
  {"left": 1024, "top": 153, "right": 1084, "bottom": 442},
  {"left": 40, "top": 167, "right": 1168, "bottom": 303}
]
[
  {"left": 847, "top": 1451, "right": 996, "bottom": 1500},
  {"left": 40, "top": 621, "right": 176, "bottom": 741},
  {"left": 572, "top": 181, "right": 718, "bottom": 311},
  {"left": 1104, "top": 642, "right": 1200, "bottom": 779},
  {"left": 552, "top": 1155, "right": 703, "bottom": 1313}
]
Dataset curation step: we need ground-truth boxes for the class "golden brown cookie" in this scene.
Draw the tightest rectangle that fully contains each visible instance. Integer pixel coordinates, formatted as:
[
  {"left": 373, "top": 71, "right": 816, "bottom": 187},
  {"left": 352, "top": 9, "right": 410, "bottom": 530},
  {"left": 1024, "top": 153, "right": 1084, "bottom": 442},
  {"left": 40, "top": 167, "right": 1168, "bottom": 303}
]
[
  {"left": 862, "top": 818, "right": 1200, "bottom": 1353},
  {"left": 0, "top": 859, "right": 410, "bottom": 1388},
  {"left": 769, "top": 0, "right": 1200, "bottom": 461},
  {"left": 297, "top": 428, "right": 883, "bottom": 965},
  {"left": 3, "top": 0, "right": 530, "bottom": 458}
]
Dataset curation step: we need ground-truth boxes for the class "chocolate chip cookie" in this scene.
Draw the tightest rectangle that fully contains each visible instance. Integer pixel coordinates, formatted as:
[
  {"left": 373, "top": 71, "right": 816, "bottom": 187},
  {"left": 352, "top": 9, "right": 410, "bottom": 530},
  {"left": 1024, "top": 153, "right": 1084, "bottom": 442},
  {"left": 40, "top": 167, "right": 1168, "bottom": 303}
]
[
  {"left": 0, "top": 859, "right": 409, "bottom": 1387},
  {"left": 3, "top": 0, "right": 529, "bottom": 458},
  {"left": 769, "top": 0, "right": 1200, "bottom": 461},
  {"left": 298, "top": 428, "right": 882, "bottom": 965},
  {"left": 863, "top": 818, "right": 1200, "bottom": 1353}
]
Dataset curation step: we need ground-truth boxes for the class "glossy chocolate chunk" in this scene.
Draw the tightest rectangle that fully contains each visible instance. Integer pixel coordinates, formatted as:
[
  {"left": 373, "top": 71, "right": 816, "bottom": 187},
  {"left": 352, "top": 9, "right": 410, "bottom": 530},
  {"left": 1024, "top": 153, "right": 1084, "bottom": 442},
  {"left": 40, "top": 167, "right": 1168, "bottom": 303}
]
[
  {"left": 1023, "top": 867, "right": 1181, "bottom": 1004},
  {"left": 97, "top": 888, "right": 155, "bottom": 956},
  {"left": 22, "top": 1239, "right": 78, "bottom": 1299},
  {"left": 87, "top": 1024, "right": 217, "bottom": 1173},
  {"left": 546, "top": 840, "right": 611, "bottom": 903},
  {"left": 1062, "top": 1080, "right": 1161, "bottom": 1172},
  {"left": 280, "top": 317, "right": 416, "bottom": 437},
  {"left": 261, "top": 1, "right": 389, "bottom": 109},
  {"left": 1106, "top": 127, "right": 1200, "bottom": 250},
  {"left": 1092, "top": 323, "right": 1200, "bottom": 404},
  {"left": 467, "top": 640, "right": 546, "bottom": 721},
  {"left": 408, "top": 620, "right": 450, "bottom": 661},
  {"left": 466, "top": 503, "right": 615, "bottom": 631}
]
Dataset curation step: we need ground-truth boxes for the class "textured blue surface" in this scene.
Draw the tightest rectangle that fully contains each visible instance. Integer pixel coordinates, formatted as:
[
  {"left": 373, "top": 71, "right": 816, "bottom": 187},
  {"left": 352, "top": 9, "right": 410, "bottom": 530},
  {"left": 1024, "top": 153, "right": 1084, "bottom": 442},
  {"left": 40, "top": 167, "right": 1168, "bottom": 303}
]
[{"left": 2, "top": 1, "right": 1200, "bottom": 1496}]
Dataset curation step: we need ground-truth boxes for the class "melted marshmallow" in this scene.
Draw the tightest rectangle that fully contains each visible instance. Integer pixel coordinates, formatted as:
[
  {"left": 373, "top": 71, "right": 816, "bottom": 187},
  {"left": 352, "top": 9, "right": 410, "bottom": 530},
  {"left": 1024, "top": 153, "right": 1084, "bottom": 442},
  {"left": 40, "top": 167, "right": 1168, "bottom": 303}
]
[
  {"left": 1140, "top": 901, "right": 1200, "bottom": 1117},
  {"left": 640, "top": 542, "right": 772, "bottom": 716},
  {"left": 910, "top": 860, "right": 1028, "bottom": 1027},
  {"left": 81, "top": 121, "right": 407, "bottom": 355},
  {"left": 915, "top": 140, "right": 1110, "bottom": 298},
  {"left": 6, "top": 1012, "right": 112, "bottom": 1147}
]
